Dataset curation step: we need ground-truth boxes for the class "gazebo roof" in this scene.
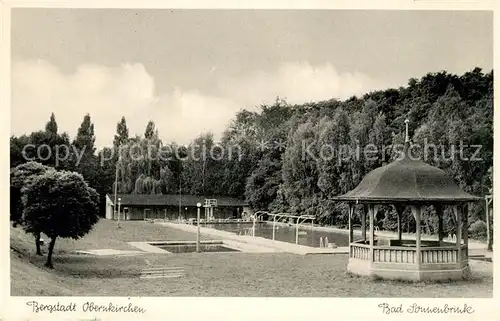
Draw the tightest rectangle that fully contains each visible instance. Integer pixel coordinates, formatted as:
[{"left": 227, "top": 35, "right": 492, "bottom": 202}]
[{"left": 333, "top": 144, "right": 480, "bottom": 204}]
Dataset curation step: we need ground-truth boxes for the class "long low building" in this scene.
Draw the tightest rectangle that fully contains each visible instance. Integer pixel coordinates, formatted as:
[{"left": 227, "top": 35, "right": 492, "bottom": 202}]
[{"left": 105, "top": 194, "right": 252, "bottom": 221}]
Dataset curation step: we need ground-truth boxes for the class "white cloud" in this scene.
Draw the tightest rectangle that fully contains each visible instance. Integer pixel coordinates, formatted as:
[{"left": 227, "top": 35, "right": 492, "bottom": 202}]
[
  {"left": 11, "top": 60, "right": 391, "bottom": 149},
  {"left": 12, "top": 60, "right": 238, "bottom": 148},
  {"left": 12, "top": 60, "right": 157, "bottom": 148},
  {"left": 220, "top": 61, "right": 391, "bottom": 106}
]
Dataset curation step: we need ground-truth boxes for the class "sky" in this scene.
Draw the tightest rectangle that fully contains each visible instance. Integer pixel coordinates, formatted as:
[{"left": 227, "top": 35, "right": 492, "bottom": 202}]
[{"left": 11, "top": 9, "right": 493, "bottom": 148}]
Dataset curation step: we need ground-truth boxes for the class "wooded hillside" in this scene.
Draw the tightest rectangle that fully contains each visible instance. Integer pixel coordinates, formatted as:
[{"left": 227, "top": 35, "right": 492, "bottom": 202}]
[{"left": 10, "top": 68, "right": 493, "bottom": 236}]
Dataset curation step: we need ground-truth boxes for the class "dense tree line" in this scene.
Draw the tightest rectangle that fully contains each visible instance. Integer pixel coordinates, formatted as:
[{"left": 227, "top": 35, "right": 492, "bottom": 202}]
[{"left": 10, "top": 68, "right": 493, "bottom": 236}]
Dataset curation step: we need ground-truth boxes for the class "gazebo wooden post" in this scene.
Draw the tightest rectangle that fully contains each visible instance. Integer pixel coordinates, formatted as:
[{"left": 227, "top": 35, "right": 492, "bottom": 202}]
[
  {"left": 453, "top": 205, "right": 463, "bottom": 263},
  {"left": 348, "top": 203, "right": 354, "bottom": 244},
  {"left": 394, "top": 204, "right": 404, "bottom": 242},
  {"left": 397, "top": 213, "right": 402, "bottom": 241},
  {"left": 462, "top": 203, "right": 469, "bottom": 259},
  {"left": 362, "top": 204, "right": 367, "bottom": 242},
  {"left": 485, "top": 196, "right": 493, "bottom": 251},
  {"left": 411, "top": 205, "right": 422, "bottom": 268},
  {"left": 369, "top": 204, "right": 374, "bottom": 261},
  {"left": 369, "top": 204, "right": 378, "bottom": 262},
  {"left": 435, "top": 204, "right": 444, "bottom": 246}
]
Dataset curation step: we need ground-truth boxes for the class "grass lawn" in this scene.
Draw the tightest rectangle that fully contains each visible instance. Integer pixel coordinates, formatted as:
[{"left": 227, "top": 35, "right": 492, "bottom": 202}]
[
  {"left": 11, "top": 218, "right": 215, "bottom": 254},
  {"left": 10, "top": 219, "right": 493, "bottom": 297}
]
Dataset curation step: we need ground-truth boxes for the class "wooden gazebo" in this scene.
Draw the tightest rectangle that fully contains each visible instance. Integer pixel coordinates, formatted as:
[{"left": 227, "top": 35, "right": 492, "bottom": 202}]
[{"left": 333, "top": 121, "right": 480, "bottom": 281}]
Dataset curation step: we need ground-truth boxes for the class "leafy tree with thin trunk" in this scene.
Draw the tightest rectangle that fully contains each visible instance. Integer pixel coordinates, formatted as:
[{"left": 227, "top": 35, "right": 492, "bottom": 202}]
[
  {"left": 10, "top": 161, "right": 54, "bottom": 254},
  {"left": 22, "top": 170, "right": 100, "bottom": 268}
]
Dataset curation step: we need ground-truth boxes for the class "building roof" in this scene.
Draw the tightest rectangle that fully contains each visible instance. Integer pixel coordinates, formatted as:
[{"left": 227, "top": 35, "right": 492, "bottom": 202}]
[
  {"left": 106, "top": 194, "right": 249, "bottom": 207},
  {"left": 332, "top": 143, "right": 480, "bottom": 204}
]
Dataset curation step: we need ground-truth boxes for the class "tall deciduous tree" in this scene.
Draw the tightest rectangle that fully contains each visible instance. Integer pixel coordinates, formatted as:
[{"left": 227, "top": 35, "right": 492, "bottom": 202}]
[
  {"left": 183, "top": 133, "right": 216, "bottom": 195},
  {"left": 73, "top": 114, "right": 97, "bottom": 183},
  {"left": 282, "top": 121, "right": 320, "bottom": 216},
  {"left": 144, "top": 120, "right": 156, "bottom": 140},
  {"left": 242, "top": 100, "right": 294, "bottom": 209},
  {"left": 95, "top": 147, "right": 116, "bottom": 214},
  {"left": 315, "top": 109, "right": 352, "bottom": 224},
  {"left": 113, "top": 117, "right": 129, "bottom": 149},
  {"left": 45, "top": 113, "right": 58, "bottom": 136},
  {"left": 73, "top": 114, "right": 96, "bottom": 153},
  {"left": 24, "top": 114, "right": 73, "bottom": 169}
]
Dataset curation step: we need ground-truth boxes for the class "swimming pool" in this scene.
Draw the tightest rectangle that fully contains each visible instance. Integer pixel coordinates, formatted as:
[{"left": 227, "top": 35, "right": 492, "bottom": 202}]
[
  {"left": 206, "top": 222, "right": 349, "bottom": 247},
  {"left": 150, "top": 241, "right": 241, "bottom": 253},
  {"left": 156, "top": 244, "right": 239, "bottom": 253}
]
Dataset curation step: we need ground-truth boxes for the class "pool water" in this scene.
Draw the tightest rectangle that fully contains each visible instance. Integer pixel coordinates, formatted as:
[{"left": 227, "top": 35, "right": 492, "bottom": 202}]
[
  {"left": 206, "top": 222, "right": 349, "bottom": 247},
  {"left": 157, "top": 244, "right": 240, "bottom": 253}
]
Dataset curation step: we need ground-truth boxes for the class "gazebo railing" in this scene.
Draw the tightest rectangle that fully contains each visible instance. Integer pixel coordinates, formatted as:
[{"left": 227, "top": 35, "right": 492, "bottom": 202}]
[
  {"left": 420, "top": 244, "right": 467, "bottom": 264},
  {"left": 373, "top": 246, "right": 417, "bottom": 264},
  {"left": 350, "top": 243, "right": 370, "bottom": 260},
  {"left": 350, "top": 242, "right": 468, "bottom": 265},
  {"left": 420, "top": 246, "right": 459, "bottom": 264}
]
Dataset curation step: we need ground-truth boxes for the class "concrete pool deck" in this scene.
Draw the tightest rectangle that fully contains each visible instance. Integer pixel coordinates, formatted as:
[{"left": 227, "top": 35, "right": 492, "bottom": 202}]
[
  {"left": 76, "top": 249, "right": 146, "bottom": 256},
  {"left": 128, "top": 242, "right": 169, "bottom": 253},
  {"left": 158, "top": 222, "right": 348, "bottom": 255},
  {"left": 128, "top": 239, "right": 280, "bottom": 254}
]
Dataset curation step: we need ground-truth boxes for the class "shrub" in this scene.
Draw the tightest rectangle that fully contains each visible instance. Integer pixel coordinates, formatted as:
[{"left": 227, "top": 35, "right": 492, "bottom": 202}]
[
  {"left": 10, "top": 161, "right": 54, "bottom": 226},
  {"left": 468, "top": 220, "right": 487, "bottom": 239}
]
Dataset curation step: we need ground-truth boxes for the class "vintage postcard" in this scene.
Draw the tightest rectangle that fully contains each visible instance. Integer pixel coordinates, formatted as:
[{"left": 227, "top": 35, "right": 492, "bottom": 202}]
[{"left": 1, "top": 0, "right": 497, "bottom": 320}]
